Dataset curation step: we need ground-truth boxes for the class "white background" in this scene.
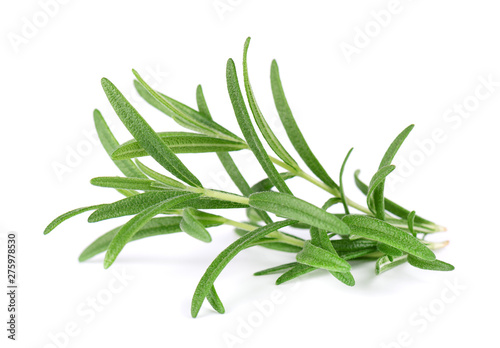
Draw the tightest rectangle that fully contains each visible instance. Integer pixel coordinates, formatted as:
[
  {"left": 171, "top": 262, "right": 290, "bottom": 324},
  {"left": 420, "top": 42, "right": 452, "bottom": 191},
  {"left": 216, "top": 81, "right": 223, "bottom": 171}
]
[{"left": 1, "top": 0, "right": 499, "bottom": 347}]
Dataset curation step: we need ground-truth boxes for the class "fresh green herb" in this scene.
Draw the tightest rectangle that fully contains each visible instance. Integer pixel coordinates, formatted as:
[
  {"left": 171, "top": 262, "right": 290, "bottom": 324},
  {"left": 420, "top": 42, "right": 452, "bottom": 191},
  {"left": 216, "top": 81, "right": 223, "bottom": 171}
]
[{"left": 44, "top": 38, "right": 453, "bottom": 317}]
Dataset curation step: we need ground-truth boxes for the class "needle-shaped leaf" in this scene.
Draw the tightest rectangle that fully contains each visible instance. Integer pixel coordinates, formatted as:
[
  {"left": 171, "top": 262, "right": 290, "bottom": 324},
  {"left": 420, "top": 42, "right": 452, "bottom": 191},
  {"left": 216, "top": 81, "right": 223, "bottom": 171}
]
[
  {"left": 194, "top": 86, "right": 273, "bottom": 224},
  {"left": 196, "top": 85, "right": 212, "bottom": 119},
  {"left": 88, "top": 191, "right": 246, "bottom": 223},
  {"left": 79, "top": 216, "right": 223, "bottom": 262},
  {"left": 330, "top": 239, "right": 377, "bottom": 252},
  {"left": 101, "top": 78, "right": 202, "bottom": 187},
  {"left": 206, "top": 286, "right": 225, "bottom": 314},
  {"left": 112, "top": 132, "right": 248, "bottom": 160},
  {"left": 270, "top": 60, "right": 339, "bottom": 192},
  {"left": 135, "top": 160, "right": 186, "bottom": 189},
  {"left": 227, "top": 58, "right": 292, "bottom": 195},
  {"left": 408, "top": 211, "right": 416, "bottom": 237},
  {"left": 342, "top": 215, "right": 436, "bottom": 261},
  {"left": 133, "top": 75, "right": 243, "bottom": 142},
  {"left": 180, "top": 208, "right": 212, "bottom": 243},
  {"left": 254, "top": 262, "right": 298, "bottom": 276},
  {"left": 367, "top": 165, "right": 395, "bottom": 218},
  {"left": 296, "top": 240, "right": 351, "bottom": 273},
  {"left": 338, "top": 247, "right": 378, "bottom": 261},
  {"left": 44, "top": 205, "right": 104, "bottom": 235},
  {"left": 339, "top": 148, "right": 353, "bottom": 214},
  {"left": 191, "top": 219, "right": 296, "bottom": 317},
  {"left": 250, "top": 172, "right": 296, "bottom": 192},
  {"left": 115, "top": 189, "right": 138, "bottom": 197},
  {"left": 354, "top": 170, "right": 434, "bottom": 225},
  {"left": 90, "top": 177, "right": 165, "bottom": 191},
  {"left": 248, "top": 240, "right": 303, "bottom": 253},
  {"left": 377, "top": 242, "right": 404, "bottom": 257},
  {"left": 310, "top": 226, "right": 355, "bottom": 286},
  {"left": 93, "top": 109, "right": 146, "bottom": 179},
  {"left": 249, "top": 191, "right": 350, "bottom": 235},
  {"left": 407, "top": 255, "right": 454, "bottom": 271},
  {"left": 243, "top": 38, "right": 299, "bottom": 171},
  {"left": 375, "top": 255, "right": 408, "bottom": 275},
  {"left": 373, "top": 125, "right": 414, "bottom": 219},
  {"left": 322, "top": 197, "right": 343, "bottom": 210},
  {"left": 196, "top": 82, "right": 275, "bottom": 224},
  {"left": 276, "top": 264, "right": 316, "bottom": 285},
  {"left": 104, "top": 193, "right": 200, "bottom": 268},
  {"left": 235, "top": 228, "right": 303, "bottom": 253}
]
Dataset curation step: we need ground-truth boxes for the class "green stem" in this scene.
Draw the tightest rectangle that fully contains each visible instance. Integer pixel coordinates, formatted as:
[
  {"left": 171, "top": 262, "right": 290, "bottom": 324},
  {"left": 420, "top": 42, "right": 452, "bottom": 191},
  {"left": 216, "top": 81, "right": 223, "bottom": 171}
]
[{"left": 269, "top": 156, "right": 372, "bottom": 215}]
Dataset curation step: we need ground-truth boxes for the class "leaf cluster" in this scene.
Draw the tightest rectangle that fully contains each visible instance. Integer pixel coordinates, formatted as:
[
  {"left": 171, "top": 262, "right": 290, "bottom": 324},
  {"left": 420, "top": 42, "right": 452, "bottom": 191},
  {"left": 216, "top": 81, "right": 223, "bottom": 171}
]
[{"left": 44, "top": 38, "right": 453, "bottom": 317}]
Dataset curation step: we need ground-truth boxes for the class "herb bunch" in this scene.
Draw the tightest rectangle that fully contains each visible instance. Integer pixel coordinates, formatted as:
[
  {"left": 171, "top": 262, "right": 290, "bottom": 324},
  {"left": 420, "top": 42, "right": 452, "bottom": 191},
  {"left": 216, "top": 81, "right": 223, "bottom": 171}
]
[{"left": 44, "top": 38, "right": 453, "bottom": 317}]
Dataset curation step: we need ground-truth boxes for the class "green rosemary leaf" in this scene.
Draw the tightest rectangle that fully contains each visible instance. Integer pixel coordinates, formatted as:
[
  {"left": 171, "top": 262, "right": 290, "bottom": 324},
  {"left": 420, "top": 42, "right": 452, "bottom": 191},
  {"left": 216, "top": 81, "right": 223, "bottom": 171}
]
[
  {"left": 90, "top": 176, "right": 165, "bottom": 191},
  {"left": 249, "top": 240, "right": 303, "bottom": 253},
  {"left": 354, "top": 170, "right": 433, "bottom": 225},
  {"left": 249, "top": 191, "right": 350, "bottom": 235},
  {"left": 276, "top": 264, "right": 316, "bottom": 285},
  {"left": 88, "top": 191, "right": 187, "bottom": 222},
  {"left": 375, "top": 255, "right": 408, "bottom": 275},
  {"left": 133, "top": 76, "right": 243, "bottom": 142},
  {"left": 296, "top": 241, "right": 351, "bottom": 273},
  {"left": 206, "top": 286, "right": 225, "bottom": 314},
  {"left": 330, "top": 239, "right": 377, "bottom": 252},
  {"left": 115, "top": 189, "right": 139, "bottom": 197},
  {"left": 243, "top": 38, "right": 299, "bottom": 171},
  {"left": 79, "top": 217, "right": 181, "bottom": 262},
  {"left": 254, "top": 262, "right": 298, "bottom": 276},
  {"left": 112, "top": 132, "right": 248, "bottom": 160},
  {"left": 234, "top": 228, "right": 303, "bottom": 253},
  {"left": 407, "top": 255, "right": 454, "bottom": 271},
  {"left": 180, "top": 208, "right": 212, "bottom": 243},
  {"left": 338, "top": 247, "right": 378, "bottom": 261},
  {"left": 135, "top": 160, "right": 186, "bottom": 189},
  {"left": 104, "top": 193, "right": 200, "bottom": 268},
  {"left": 93, "top": 109, "right": 146, "bottom": 179},
  {"left": 79, "top": 216, "right": 224, "bottom": 262},
  {"left": 250, "top": 172, "right": 296, "bottom": 192},
  {"left": 367, "top": 165, "right": 395, "bottom": 218},
  {"left": 44, "top": 205, "right": 104, "bottom": 235},
  {"left": 88, "top": 191, "right": 246, "bottom": 223},
  {"left": 191, "top": 219, "right": 296, "bottom": 317},
  {"left": 196, "top": 85, "right": 212, "bottom": 119},
  {"left": 408, "top": 211, "right": 416, "bottom": 237},
  {"left": 322, "top": 197, "right": 343, "bottom": 210},
  {"left": 270, "top": 60, "right": 339, "bottom": 192},
  {"left": 377, "top": 242, "right": 404, "bottom": 257},
  {"left": 339, "top": 148, "right": 353, "bottom": 215},
  {"left": 373, "top": 125, "right": 414, "bottom": 220},
  {"left": 195, "top": 85, "right": 273, "bottom": 223},
  {"left": 101, "top": 78, "right": 202, "bottom": 187},
  {"left": 342, "top": 215, "right": 436, "bottom": 261},
  {"left": 311, "top": 226, "right": 355, "bottom": 286},
  {"left": 226, "top": 58, "right": 292, "bottom": 195}
]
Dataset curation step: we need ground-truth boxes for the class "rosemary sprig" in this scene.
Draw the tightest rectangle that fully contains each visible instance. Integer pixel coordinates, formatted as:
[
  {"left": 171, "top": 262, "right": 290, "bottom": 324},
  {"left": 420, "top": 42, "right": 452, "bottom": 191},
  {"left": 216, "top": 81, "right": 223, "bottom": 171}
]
[{"left": 44, "top": 37, "right": 453, "bottom": 317}]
